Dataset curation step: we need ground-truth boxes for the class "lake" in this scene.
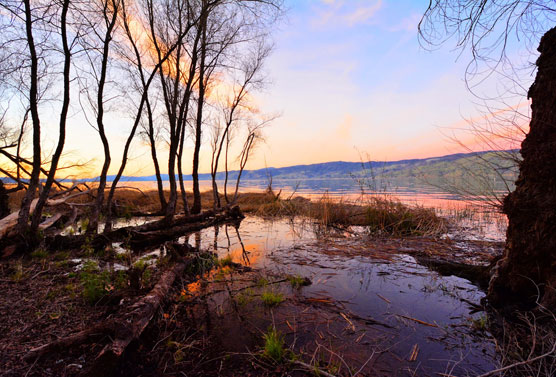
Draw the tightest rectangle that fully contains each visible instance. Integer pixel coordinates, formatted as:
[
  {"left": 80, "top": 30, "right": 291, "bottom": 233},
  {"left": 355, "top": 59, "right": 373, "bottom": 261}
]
[{"left": 118, "top": 177, "right": 509, "bottom": 242}]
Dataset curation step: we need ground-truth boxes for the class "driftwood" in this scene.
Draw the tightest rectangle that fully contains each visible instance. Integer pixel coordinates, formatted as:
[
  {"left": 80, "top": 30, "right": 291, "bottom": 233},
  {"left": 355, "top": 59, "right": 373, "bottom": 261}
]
[
  {"left": 38, "top": 213, "right": 63, "bottom": 230},
  {"left": 0, "top": 190, "right": 94, "bottom": 240},
  {"left": 24, "top": 245, "right": 196, "bottom": 376},
  {"left": 0, "top": 198, "right": 40, "bottom": 239},
  {"left": 80, "top": 256, "right": 192, "bottom": 376},
  {"left": 46, "top": 205, "right": 244, "bottom": 251}
]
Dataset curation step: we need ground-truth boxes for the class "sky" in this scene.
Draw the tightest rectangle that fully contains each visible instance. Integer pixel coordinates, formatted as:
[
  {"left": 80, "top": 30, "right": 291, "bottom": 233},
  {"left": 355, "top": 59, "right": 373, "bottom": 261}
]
[
  {"left": 254, "top": 0, "right": 532, "bottom": 169},
  {"left": 12, "top": 0, "right": 535, "bottom": 178}
]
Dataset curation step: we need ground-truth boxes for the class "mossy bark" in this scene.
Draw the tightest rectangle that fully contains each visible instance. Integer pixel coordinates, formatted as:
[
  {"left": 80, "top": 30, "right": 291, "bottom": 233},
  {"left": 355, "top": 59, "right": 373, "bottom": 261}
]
[{"left": 488, "top": 27, "right": 556, "bottom": 309}]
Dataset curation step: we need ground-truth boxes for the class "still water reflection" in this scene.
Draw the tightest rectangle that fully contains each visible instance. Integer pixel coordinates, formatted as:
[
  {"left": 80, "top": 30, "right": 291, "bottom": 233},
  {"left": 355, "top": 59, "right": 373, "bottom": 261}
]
[{"left": 186, "top": 217, "right": 498, "bottom": 376}]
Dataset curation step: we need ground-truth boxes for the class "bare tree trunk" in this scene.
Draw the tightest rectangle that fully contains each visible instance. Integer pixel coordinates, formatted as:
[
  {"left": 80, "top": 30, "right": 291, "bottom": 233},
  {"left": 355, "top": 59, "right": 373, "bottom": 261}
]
[
  {"left": 177, "top": 145, "right": 191, "bottom": 215},
  {"left": 224, "top": 131, "right": 230, "bottom": 204},
  {"left": 488, "top": 27, "right": 556, "bottom": 310},
  {"left": 88, "top": 0, "right": 119, "bottom": 234},
  {"left": 191, "top": 6, "right": 208, "bottom": 215},
  {"left": 30, "top": 0, "right": 71, "bottom": 233},
  {"left": 145, "top": 98, "right": 167, "bottom": 213},
  {"left": 232, "top": 132, "right": 255, "bottom": 203},
  {"left": 17, "top": 0, "right": 41, "bottom": 237}
]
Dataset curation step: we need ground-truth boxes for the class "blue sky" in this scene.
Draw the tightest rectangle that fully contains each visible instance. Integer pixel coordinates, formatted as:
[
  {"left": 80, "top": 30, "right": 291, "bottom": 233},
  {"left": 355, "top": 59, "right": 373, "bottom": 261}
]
[{"left": 254, "top": 0, "right": 533, "bottom": 168}]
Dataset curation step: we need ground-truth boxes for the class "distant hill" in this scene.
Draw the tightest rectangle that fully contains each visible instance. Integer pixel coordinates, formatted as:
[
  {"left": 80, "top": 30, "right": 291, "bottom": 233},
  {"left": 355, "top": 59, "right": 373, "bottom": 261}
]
[
  {"left": 2, "top": 150, "right": 519, "bottom": 191},
  {"left": 118, "top": 149, "right": 516, "bottom": 180}
]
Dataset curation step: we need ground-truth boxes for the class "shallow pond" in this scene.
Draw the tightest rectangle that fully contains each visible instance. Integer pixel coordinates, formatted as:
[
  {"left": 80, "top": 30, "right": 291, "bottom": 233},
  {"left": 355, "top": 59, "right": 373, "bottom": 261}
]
[{"left": 182, "top": 216, "right": 498, "bottom": 376}]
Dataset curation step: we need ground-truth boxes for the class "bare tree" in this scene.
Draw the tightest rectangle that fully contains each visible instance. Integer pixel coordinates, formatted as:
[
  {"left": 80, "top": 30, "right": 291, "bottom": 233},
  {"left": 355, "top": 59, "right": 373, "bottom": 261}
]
[
  {"left": 103, "top": 0, "right": 194, "bottom": 231},
  {"left": 29, "top": 0, "right": 75, "bottom": 234},
  {"left": 146, "top": 0, "right": 204, "bottom": 219},
  {"left": 209, "top": 40, "right": 271, "bottom": 209},
  {"left": 70, "top": 0, "right": 122, "bottom": 234}
]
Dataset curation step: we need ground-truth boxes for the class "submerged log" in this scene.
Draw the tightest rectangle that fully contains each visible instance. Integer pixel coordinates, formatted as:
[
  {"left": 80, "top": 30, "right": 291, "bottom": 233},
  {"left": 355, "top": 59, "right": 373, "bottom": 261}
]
[{"left": 46, "top": 205, "right": 244, "bottom": 251}]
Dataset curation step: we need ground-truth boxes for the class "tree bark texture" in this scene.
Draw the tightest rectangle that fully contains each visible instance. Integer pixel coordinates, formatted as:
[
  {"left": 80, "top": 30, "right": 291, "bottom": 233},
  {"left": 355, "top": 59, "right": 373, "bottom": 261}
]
[{"left": 488, "top": 27, "right": 556, "bottom": 309}]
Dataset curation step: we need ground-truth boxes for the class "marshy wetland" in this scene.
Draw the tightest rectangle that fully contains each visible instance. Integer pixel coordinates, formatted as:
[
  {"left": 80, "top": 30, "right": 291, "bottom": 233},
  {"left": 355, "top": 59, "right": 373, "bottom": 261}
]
[{"left": 1, "top": 188, "right": 519, "bottom": 377}]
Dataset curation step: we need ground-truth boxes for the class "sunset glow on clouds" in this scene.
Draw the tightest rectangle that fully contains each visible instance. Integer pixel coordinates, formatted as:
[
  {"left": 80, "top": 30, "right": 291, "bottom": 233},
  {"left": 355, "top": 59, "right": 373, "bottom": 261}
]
[{"left": 43, "top": 0, "right": 533, "bottom": 177}]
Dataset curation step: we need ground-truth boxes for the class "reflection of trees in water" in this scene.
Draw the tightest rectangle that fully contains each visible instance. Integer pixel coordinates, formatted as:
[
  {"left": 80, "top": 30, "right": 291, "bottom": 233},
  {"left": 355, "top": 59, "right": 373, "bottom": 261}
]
[{"left": 233, "top": 224, "right": 250, "bottom": 265}]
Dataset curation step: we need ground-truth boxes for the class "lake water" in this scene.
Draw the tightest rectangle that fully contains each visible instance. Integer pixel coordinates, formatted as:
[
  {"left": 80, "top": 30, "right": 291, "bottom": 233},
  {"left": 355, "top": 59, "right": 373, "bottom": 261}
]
[
  {"left": 173, "top": 217, "right": 500, "bottom": 376},
  {"left": 100, "top": 177, "right": 508, "bottom": 375},
  {"left": 120, "top": 177, "right": 509, "bottom": 242}
]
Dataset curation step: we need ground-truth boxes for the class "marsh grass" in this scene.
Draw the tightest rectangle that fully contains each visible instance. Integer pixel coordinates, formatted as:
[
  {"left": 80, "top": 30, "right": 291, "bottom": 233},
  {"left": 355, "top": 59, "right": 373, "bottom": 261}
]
[
  {"left": 237, "top": 190, "right": 446, "bottom": 236},
  {"left": 262, "top": 327, "right": 286, "bottom": 362},
  {"left": 261, "top": 291, "right": 285, "bottom": 307},
  {"left": 19, "top": 184, "right": 446, "bottom": 237}
]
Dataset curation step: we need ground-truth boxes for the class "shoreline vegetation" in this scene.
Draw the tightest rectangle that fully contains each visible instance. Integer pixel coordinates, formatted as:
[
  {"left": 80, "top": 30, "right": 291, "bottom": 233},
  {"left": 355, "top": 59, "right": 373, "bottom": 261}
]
[{"left": 5, "top": 185, "right": 450, "bottom": 238}]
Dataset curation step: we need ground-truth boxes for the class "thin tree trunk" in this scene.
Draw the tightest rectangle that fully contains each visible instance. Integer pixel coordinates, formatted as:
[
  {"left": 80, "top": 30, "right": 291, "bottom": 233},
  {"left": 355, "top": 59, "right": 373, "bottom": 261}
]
[
  {"left": 232, "top": 133, "right": 255, "bottom": 203},
  {"left": 88, "top": 1, "right": 118, "bottom": 234},
  {"left": 146, "top": 98, "right": 167, "bottom": 212},
  {"left": 191, "top": 11, "right": 207, "bottom": 215},
  {"left": 224, "top": 131, "right": 230, "bottom": 204}
]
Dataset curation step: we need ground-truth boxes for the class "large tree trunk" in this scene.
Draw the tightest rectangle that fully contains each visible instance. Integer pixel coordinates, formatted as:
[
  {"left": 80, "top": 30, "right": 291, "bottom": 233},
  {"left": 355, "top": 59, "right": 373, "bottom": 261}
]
[
  {"left": 30, "top": 0, "right": 71, "bottom": 234},
  {"left": 488, "top": 27, "right": 556, "bottom": 310}
]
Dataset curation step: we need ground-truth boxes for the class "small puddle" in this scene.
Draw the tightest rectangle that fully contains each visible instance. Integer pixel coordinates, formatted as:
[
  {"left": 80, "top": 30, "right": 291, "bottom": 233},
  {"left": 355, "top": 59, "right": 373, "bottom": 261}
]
[{"left": 180, "top": 216, "right": 498, "bottom": 376}]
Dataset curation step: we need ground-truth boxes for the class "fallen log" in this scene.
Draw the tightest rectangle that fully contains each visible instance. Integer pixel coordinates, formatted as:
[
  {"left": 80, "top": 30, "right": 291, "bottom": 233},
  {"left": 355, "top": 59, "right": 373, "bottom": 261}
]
[
  {"left": 24, "top": 245, "right": 195, "bottom": 374},
  {"left": 0, "top": 190, "right": 93, "bottom": 240},
  {"left": 46, "top": 205, "right": 244, "bottom": 251},
  {"left": 0, "top": 198, "right": 39, "bottom": 239},
  {"left": 80, "top": 255, "right": 193, "bottom": 377},
  {"left": 127, "top": 210, "right": 243, "bottom": 249},
  {"left": 24, "top": 322, "right": 115, "bottom": 362}
]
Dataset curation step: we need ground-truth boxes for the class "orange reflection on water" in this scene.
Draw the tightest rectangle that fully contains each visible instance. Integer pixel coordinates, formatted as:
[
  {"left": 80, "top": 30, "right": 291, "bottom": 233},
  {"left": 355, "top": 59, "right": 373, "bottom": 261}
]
[{"left": 226, "top": 242, "right": 263, "bottom": 266}]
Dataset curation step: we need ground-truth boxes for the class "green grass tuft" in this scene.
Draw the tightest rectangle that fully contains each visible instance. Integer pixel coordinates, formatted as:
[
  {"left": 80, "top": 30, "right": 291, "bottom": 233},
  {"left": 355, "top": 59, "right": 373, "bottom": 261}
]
[
  {"left": 261, "top": 291, "right": 285, "bottom": 307},
  {"left": 31, "top": 248, "right": 48, "bottom": 259},
  {"left": 80, "top": 261, "right": 110, "bottom": 304},
  {"left": 263, "top": 327, "right": 285, "bottom": 362},
  {"left": 287, "top": 275, "right": 310, "bottom": 289},
  {"left": 218, "top": 254, "right": 234, "bottom": 267}
]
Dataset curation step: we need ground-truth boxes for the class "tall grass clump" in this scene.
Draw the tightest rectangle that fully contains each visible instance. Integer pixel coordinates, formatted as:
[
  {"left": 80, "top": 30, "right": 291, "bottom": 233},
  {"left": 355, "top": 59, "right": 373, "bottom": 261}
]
[
  {"left": 263, "top": 327, "right": 285, "bottom": 362},
  {"left": 363, "top": 197, "right": 446, "bottom": 236}
]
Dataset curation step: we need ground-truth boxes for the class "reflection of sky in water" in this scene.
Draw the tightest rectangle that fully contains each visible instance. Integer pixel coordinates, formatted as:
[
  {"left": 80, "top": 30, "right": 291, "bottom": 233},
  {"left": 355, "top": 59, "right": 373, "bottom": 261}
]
[
  {"left": 126, "top": 178, "right": 508, "bottom": 241},
  {"left": 192, "top": 217, "right": 497, "bottom": 375}
]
